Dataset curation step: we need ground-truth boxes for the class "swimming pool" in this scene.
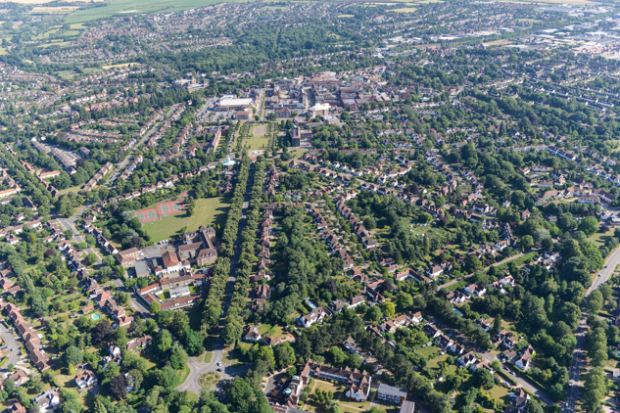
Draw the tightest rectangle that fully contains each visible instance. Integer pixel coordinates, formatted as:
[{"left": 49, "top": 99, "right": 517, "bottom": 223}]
[{"left": 91, "top": 313, "right": 101, "bottom": 320}]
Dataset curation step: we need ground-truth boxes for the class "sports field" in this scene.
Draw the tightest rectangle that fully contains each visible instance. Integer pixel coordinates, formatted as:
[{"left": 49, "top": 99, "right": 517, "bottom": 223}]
[{"left": 142, "top": 197, "right": 230, "bottom": 243}]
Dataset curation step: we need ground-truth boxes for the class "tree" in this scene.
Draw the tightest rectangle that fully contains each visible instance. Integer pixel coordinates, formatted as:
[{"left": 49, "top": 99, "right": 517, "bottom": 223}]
[
  {"left": 150, "top": 300, "right": 161, "bottom": 314},
  {"left": 382, "top": 302, "right": 396, "bottom": 319},
  {"left": 396, "top": 293, "right": 413, "bottom": 310},
  {"left": 85, "top": 253, "right": 98, "bottom": 266},
  {"left": 474, "top": 368, "right": 494, "bottom": 390},
  {"left": 465, "top": 255, "right": 482, "bottom": 272},
  {"left": 183, "top": 329, "right": 205, "bottom": 356},
  {"left": 525, "top": 399, "right": 545, "bottom": 413},
  {"left": 578, "top": 216, "right": 599, "bottom": 236},
  {"left": 64, "top": 346, "right": 83, "bottom": 367},
  {"left": 519, "top": 235, "right": 534, "bottom": 251},
  {"left": 126, "top": 369, "right": 144, "bottom": 394},
  {"left": 587, "top": 290, "right": 604, "bottom": 314},
  {"left": 109, "top": 374, "right": 127, "bottom": 400},
  {"left": 330, "top": 346, "right": 347, "bottom": 365},
  {"left": 326, "top": 402, "right": 341, "bottom": 413},
  {"left": 366, "top": 306, "right": 382, "bottom": 322},
  {"left": 158, "top": 329, "right": 173, "bottom": 354},
  {"left": 274, "top": 342, "right": 296, "bottom": 369},
  {"left": 92, "top": 322, "right": 114, "bottom": 345},
  {"left": 186, "top": 197, "right": 196, "bottom": 216},
  {"left": 600, "top": 283, "right": 613, "bottom": 303}
]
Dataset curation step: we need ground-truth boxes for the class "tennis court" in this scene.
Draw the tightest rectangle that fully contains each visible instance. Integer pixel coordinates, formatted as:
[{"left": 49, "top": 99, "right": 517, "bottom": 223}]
[
  {"left": 135, "top": 208, "right": 159, "bottom": 223},
  {"left": 158, "top": 200, "right": 185, "bottom": 216}
]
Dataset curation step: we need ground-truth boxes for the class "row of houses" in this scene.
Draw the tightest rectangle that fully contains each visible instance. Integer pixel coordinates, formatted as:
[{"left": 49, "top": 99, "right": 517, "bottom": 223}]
[{"left": 0, "top": 302, "right": 50, "bottom": 372}]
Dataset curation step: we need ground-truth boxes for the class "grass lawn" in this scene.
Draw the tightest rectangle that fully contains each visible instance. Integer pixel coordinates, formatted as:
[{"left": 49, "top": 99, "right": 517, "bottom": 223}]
[
  {"left": 486, "top": 384, "right": 509, "bottom": 402},
  {"left": 203, "top": 351, "right": 213, "bottom": 363},
  {"left": 52, "top": 370, "right": 89, "bottom": 407},
  {"left": 258, "top": 324, "right": 286, "bottom": 339},
  {"left": 177, "top": 365, "right": 191, "bottom": 383},
  {"left": 418, "top": 345, "right": 440, "bottom": 358},
  {"left": 162, "top": 290, "right": 171, "bottom": 300},
  {"left": 246, "top": 134, "right": 271, "bottom": 151},
  {"left": 59, "top": 185, "right": 83, "bottom": 195},
  {"left": 199, "top": 371, "right": 221, "bottom": 388},
  {"left": 427, "top": 353, "right": 449, "bottom": 368},
  {"left": 301, "top": 380, "right": 345, "bottom": 413},
  {"left": 589, "top": 228, "right": 617, "bottom": 249},
  {"left": 142, "top": 196, "right": 230, "bottom": 243},
  {"left": 339, "top": 398, "right": 372, "bottom": 413}
]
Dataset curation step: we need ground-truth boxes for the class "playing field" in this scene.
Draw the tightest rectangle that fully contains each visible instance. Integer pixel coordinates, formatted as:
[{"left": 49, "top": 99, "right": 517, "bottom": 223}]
[{"left": 142, "top": 197, "right": 230, "bottom": 243}]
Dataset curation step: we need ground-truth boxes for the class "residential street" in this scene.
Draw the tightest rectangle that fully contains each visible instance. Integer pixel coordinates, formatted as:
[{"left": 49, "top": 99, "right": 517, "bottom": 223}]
[
  {"left": 56, "top": 205, "right": 102, "bottom": 265},
  {"left": 0, "top": 322, "right": 21, "bottom": 369},
  {"left": 177, "top": 161, "right": 256, "bottom": 394},
  {"left": 562, "top": 245, "right": 620, "bottom": 413}
]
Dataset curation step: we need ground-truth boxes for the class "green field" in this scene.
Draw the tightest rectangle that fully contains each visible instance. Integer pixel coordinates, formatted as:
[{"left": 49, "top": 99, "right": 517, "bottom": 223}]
[
  {"left": 245, "top": 134, "right": 270, "bottom": 151},
  {"left": 65, "top": 0, "right": 257, "bottom": 23},
  {"left": 142, "top": 196, "right": 230, "bottom": 243}
]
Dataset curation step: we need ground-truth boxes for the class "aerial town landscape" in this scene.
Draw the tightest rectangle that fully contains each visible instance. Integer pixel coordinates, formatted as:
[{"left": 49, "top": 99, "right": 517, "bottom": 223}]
[{"left": 3, "top": 0, "right": 620, "bottom": 412}]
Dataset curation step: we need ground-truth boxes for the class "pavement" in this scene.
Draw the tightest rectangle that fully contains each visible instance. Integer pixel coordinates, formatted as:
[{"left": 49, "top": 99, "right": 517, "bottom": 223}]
[{"left": 562, "top": 245, "right": 620, "bottom": 413}]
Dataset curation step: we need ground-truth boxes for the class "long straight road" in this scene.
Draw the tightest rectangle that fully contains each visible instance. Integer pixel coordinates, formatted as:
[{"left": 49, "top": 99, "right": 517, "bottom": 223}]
[
  {"left": 563, "top": 245, "right": 620, "bottom": 413},
  {"left": 178, "top": 161, "right": 257, "bottom": 394}
]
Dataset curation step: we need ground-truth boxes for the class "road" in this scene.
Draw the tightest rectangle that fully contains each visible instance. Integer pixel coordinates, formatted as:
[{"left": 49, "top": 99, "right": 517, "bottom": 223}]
[
  {"left": 479, "top": 352, "right": 554, "bottom": 405},
  {"left": 0, "top": 323, "right": 21, "bottom": 369},
  {"left": 106, "top": 121, "right": 161, "bottom": 188},
  {"left": 112, "top": 279, "right": 151, "bottom": 316},
  {"left": 177, "top": 162, "right": 256, "bottom": 394},
  {"left": 56, "top": 205, "right": 102, "bottom": 265},
  {"left": 562, "top": 245, "right": 620, "bottom": 413}
]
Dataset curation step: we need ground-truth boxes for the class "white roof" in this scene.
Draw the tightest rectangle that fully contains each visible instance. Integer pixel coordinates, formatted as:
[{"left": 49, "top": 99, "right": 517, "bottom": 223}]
[
  {"left": 219, "top": 98, "right": 253, "bottom": 106},
  {"left": 312, "top": 103, "right": 331, "bottom": 111}
]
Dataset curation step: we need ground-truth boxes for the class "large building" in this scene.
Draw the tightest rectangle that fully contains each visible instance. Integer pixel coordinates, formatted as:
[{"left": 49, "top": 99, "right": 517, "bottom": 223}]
[
  {"left": 136, "top": 270, "right": 208, "bottom": 311},
  {"left": 288, "top": 360, "right": 371, "bottom": 405},
  {"left": 115, "top": 247, "right": 142, "bottom": 268},
  {"left": 216, "top": 95, "right": 254, "bottom": 111},
  {"left": 178, "top": 226, "right": 218, "bottom": 266}
]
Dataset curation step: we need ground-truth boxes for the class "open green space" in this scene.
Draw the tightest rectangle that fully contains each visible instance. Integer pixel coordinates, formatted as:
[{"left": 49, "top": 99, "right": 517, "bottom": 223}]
[
  {"left": 245, "top": 133, "right": 270, "bottom": 151},
  {"left": 65, "top": 0, "right": 258, "bottom": 23},
  {"left": 199, "top": 371, "right": 221, "bottom": 388},
  {"left": 258, "top": 323, "right": 286, "bottom": 339},
  {"left": 142, "top": 196, "right": 230, "bottom": 243}
]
